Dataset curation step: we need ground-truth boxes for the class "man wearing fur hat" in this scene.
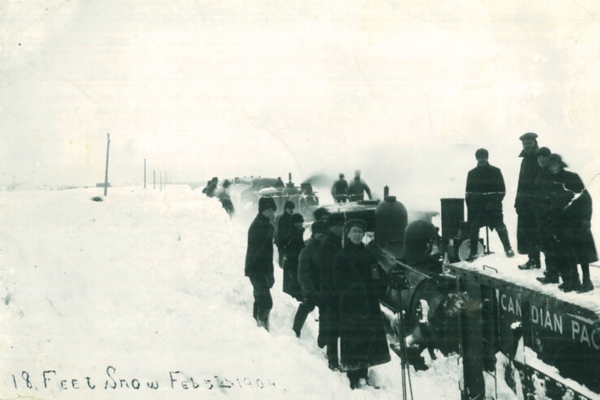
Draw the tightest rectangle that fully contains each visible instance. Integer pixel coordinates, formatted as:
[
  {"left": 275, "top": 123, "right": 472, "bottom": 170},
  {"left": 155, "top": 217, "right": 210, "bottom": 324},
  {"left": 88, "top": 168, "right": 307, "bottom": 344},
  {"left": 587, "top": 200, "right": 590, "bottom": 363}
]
[
  {"left": 316, "top": 213, "right": 345, "bottom": 371},
  {"left": 515, "top": 133, "right": 544, "bottom": 270},
  {"left": 333, "top": 218, "right": 390, "bottom": 389},
  {"left": 465, "top": 148, "right": 514, "bottom": 262},
  {"left": 245, "top": 196, "right": 277, "bottom": 330},
  {"left": 294, "top": 220, "right": 328, "bottom": 338}
]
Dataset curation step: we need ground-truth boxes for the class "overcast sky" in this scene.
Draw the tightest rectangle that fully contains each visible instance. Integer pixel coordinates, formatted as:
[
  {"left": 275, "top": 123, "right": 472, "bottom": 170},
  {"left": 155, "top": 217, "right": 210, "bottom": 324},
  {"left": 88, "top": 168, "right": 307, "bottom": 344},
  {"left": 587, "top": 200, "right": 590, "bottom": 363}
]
[{"left": 2, "top": 0, "right": 600, "bottom": 201}]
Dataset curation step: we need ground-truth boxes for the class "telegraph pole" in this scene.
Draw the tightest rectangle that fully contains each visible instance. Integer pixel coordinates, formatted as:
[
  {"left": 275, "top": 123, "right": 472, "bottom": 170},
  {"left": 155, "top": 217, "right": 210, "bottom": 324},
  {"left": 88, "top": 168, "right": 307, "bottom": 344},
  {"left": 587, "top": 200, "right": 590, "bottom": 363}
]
[{"left": 104, "top": 133, "right": 110, "bottom": 196}]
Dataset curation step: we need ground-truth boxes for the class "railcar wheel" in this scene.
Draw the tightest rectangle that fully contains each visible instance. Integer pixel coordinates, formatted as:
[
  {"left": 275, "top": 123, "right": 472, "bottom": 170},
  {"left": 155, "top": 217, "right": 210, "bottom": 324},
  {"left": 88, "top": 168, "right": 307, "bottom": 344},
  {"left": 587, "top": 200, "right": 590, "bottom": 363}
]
[{"left": 457, "top": 239, "right": 484, "bottom": 262}]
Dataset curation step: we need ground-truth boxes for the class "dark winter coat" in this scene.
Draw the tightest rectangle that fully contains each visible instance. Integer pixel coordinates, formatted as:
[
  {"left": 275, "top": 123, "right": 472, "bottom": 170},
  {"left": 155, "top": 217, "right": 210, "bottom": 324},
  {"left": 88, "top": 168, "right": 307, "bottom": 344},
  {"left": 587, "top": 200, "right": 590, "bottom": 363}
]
[
  {"left": 316, "top": 231, "right": 343, "bottom": 348},
  {"left": 298, "top": 237, "right": 321, "bottom": 303},
  {"left": 515, "top": 148, "right": 543, "bottom": 212},
  {"left": 541, "top": 170, "right": 598, "bottom": 263},
  {"left": 465, "top": 163, "right": 506, "bottom": 228},
  {"left": 276, "top": 212, "right": 293, "bottom": 251},
  {"left": 347, "top": 178, "right": 372, "bottom": 201},
  {"left": 244, "top": 213, "right": 275, "bottom": 287},
  {"left": 331, "top": 179, "right": 348, "bottom": 199},
  {"left": 515, "top": 148, "right": 543, "bottom": 253},
  {"left": 282, "top": 226, "right": 305, "bottom": 300},
  {"left": 333, "top": 241, "right": 391, "bottom": 371}
]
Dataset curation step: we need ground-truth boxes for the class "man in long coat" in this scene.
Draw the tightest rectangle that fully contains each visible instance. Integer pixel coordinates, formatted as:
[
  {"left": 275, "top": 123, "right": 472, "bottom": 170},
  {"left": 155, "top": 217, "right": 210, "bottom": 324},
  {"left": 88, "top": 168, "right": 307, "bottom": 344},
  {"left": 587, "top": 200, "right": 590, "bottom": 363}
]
[
  {"left": 275, "top": 201, "right": 295, "bottom": 267},
  {"left": 333, "top": 218, "right": 390, "bottom": 389},
  {"left": 515, "top": 133, "right": 544, "bottom": 270},
  {"left": 542, "top": 154, "right": 597, "bottom": 293},
  {"left": 281, "top": 213, "right": 305, "bottom": 301},
  {"left": 465, "top": 148, "right": 514, "bottom": 261},
  {"left": 316, "top": 213, "right": 345, "bottom": 370},
  {"left": 293, "top": 220, "right": 328, "bottom": 337},
  {"left": 245, "top": 196, "right": 277, "bottom": 330}
]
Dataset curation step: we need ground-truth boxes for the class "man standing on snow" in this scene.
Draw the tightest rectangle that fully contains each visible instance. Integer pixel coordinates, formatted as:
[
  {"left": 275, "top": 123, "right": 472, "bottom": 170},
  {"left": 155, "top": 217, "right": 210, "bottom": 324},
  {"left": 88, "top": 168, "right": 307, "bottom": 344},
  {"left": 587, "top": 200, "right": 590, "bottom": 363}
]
[
  {"left": 245, "top": 196, "right": 277, "bottom": 331},
  {"left": 316, "top": 213, "right": 345, "bottom": 371},
  {"left": 294, "top": 220, "right": 328, "bottom": 338},
  {"left": 331, "top": 173, "right": 348, "bottom": 203},
  {"left": 347, "top": 170, "right": 372, "bottom": 202},
  {"left": 275, "top": 201, "right": 296, "bottom": 267},
  {"left": 465, "top": 148, "right": 514, "bottom": 262},
  {"left": 515, "top": 133, "right": 544, "bottom": 270}
]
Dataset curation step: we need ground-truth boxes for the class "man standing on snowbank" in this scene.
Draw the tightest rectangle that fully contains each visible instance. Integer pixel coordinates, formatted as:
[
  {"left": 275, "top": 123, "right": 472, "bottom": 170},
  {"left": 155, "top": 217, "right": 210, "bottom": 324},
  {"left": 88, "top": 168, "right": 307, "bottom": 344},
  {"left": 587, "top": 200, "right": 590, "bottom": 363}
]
[{"left": 245, "top": 196, "right": 277, "bottom": 331}]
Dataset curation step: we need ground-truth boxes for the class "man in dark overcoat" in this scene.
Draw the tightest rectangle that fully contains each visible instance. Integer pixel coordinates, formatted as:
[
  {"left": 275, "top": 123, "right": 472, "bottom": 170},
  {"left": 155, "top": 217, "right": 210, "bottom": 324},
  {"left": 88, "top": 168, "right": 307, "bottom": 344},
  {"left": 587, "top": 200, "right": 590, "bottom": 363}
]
[
  {"left": 543, "top": 154, "right": 597, "bottom": 293},
  {"left": 333, "top": 218, "right": 390, "bottom": 389},
  {"left": 515, "top": 132, "right": 544, "bottom": 270},
  {"left": 275, "top": 201, "right": 295, "bottom": 267},
  {"left": 316, "top": 212, "right": 345, "bottom": 371},
  {"left": 281, "top": 213, "right": 305, "bottom": 301},
  {"left": 245, "top": 196, "right": 277, "bottom": 330},
  {"left": 465, "top": 148, "right": 514, "bottom": 262},
  {"left": 293, "top": 220, "right": 328, "bottom": 338}
]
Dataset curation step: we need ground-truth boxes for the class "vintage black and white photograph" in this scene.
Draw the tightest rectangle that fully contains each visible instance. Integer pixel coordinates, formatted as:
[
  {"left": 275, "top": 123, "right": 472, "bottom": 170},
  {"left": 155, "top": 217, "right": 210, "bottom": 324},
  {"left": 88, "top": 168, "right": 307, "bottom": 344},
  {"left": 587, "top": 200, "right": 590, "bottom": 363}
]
[{"left": 2, "top": 1, "right": 600, "bottom": 399}]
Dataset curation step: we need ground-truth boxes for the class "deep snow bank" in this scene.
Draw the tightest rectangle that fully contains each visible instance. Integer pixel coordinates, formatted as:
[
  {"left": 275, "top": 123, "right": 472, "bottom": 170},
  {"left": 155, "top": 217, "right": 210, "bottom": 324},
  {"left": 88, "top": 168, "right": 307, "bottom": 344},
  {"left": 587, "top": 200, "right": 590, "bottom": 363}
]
[{"left": 0, "top": 186, "right": 465, "bottom": 399}]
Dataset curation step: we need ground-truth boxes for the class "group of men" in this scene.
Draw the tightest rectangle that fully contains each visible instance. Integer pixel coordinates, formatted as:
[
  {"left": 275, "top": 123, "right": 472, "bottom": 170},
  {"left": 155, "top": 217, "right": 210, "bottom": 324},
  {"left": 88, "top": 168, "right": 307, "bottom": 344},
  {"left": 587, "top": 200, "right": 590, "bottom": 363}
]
[
  {"left": 464, "top": 132, "right": 597, "bottom": 293},
  {"left": 201, "top": 177, "right": 234, "bottom": 217},
  {"left": 331, "top": 170, "right": 373, "bottom": 203},
  {"left": 244, "top": 198, "right": 389, "bottom": 389}
]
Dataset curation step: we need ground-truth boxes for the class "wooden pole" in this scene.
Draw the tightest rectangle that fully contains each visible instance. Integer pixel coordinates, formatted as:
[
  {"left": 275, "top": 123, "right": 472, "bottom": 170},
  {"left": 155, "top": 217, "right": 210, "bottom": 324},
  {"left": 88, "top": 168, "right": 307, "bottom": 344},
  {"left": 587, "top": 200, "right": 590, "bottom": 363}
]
[
  {"left": 144, "top": 159, "right": 146, "bottom": 189},
  {"left": 104, "top": 133, "right": 110, "bottom": 196}
]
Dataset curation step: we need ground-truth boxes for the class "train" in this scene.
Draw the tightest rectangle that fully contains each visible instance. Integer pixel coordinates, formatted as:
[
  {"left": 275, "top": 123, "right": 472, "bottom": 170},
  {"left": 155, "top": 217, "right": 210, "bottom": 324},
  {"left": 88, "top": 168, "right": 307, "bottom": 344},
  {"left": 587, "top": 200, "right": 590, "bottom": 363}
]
[
  {"left": 320, "top": 192, "right": 599, "bottom": 400},
  {"left": 228, "top": 173, "right": 319, "bottom": 218}
]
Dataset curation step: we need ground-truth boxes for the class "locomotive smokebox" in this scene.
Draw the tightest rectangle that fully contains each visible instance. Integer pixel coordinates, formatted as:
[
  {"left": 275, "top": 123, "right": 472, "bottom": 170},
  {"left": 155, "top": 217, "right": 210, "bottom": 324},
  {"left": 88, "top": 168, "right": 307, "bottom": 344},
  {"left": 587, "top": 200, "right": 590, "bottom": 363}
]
[
  {"left": 440, "top": 198, "right": 464, "bottom": 240},
  {"left": 375, "top": 196, "right": 408, "bottom": 259}
]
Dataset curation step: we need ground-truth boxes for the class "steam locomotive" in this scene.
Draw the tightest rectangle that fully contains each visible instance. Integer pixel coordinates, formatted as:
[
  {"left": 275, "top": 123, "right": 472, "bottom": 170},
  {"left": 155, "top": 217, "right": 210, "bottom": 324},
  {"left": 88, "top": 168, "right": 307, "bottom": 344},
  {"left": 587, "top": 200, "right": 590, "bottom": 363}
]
[{"left": 322, "top": 193, "right": 599, "bottom": 400}]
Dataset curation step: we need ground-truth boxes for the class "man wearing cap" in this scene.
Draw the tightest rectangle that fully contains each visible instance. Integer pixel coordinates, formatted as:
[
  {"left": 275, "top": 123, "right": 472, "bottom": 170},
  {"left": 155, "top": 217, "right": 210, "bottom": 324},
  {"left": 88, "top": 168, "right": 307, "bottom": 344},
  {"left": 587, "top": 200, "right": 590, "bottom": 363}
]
[
  {"left": 515, "top": 132, "right": 544, "bottom": 270},
  {"left": 293, "top": 220, "right": 328, "bottom": 338},
  {"left": 331, "top": 173, "right": 349, "bottom": 203},
  {"left": 275, "top": 201, "right": 296, "bottom": 267},
  {"left": 541, "top": 154, "right": 597, "bottom": 293},
  {"left": 245, "top": 196, "right": 277, "bottom": 330},
  {"left": 347, "top": 170, "right": 372, "bottom": 202},
  {"left": 465, "top": 148, "right": 514, "bottom": 262},
  {"left": 316, "top": 212, "right": 346, "bottom": 370},
  {"left": 333, "top": 218, "right": 390, "bottom": 389}
]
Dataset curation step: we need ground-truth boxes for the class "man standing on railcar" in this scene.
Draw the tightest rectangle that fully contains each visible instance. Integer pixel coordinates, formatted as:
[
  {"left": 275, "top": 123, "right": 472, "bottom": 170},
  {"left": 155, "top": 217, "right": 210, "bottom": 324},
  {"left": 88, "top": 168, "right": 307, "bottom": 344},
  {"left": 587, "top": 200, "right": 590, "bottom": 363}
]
[
  {"left": 465, "top": 148, "right": 514, "bottom": 262},
  {"left": 331, "top": 173, "right": 349, "bottom": 203},
  {"left": 347, "top": 170, "right": 372, "bottom": 202},
  {"left": 515, "top": 133, "right": 544, "bottom": 270}
]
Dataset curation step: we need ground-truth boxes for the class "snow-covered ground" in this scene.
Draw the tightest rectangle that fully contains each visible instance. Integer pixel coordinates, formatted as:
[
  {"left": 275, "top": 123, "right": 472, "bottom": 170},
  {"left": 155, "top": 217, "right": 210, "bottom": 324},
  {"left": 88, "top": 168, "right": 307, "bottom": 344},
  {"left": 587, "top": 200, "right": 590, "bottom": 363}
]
[{"left": 0, "top": 185, "right": 469, "bottom": 400}]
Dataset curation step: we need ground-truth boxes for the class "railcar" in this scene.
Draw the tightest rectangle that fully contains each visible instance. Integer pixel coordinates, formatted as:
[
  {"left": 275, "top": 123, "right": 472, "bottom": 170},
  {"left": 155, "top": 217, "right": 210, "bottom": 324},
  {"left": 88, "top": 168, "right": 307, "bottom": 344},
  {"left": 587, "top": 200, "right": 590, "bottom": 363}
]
[{"left": 324, "top": 193, "right": 600, "bottom": 399}]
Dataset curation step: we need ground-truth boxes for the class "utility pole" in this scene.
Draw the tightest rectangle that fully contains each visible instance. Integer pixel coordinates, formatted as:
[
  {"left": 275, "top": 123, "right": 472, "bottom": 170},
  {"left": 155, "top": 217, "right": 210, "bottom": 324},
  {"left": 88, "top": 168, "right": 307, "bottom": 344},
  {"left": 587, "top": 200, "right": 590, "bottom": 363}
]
[
  {"left": 144, "top": 159, "right": 146, "bottom": 189},
  {"left": 104, "top": 133, "right": 111, "bottom": 196}
]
